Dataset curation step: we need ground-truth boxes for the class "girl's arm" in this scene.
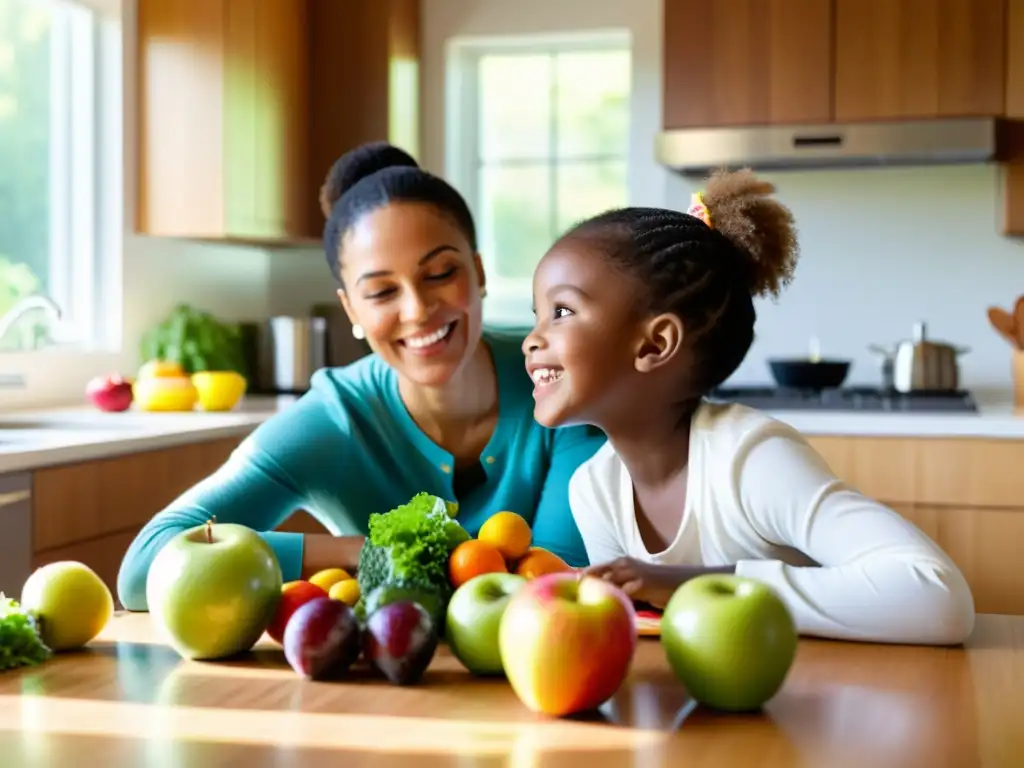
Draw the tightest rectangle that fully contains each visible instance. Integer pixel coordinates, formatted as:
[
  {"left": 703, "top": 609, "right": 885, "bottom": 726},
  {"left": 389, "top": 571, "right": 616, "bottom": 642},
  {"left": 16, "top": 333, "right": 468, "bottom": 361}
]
[{"left": 733, "top": 430, "right": 976, "bottom": 646}]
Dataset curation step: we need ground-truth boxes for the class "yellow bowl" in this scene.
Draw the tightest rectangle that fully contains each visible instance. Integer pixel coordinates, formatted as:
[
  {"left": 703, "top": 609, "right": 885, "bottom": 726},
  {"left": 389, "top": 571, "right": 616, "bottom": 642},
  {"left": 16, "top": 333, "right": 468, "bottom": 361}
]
[
  {"left": 133, "top": 376, "right": 198, "bottom": 412},
  {"left": 191, "top": 371, "right": 247, "bottom": 412}
]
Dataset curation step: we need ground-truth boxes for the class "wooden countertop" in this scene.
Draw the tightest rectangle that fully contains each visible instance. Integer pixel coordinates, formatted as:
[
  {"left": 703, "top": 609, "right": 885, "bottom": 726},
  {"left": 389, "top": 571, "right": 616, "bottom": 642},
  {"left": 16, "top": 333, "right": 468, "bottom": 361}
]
[{"left": 0, "top": 612, "right": 1022, "bottom": 767}]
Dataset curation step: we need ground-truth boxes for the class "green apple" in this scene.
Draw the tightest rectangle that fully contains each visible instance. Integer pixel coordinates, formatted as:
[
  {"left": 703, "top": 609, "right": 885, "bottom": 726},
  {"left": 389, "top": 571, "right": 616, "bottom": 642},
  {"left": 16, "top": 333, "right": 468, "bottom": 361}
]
[
  {"left": 146, "top": 521, "right": 282, "bottom": 660},
  {"left": 20, "top": 561, "right": 114, "bottom": 651},
  {"left": 446, "top": 572, "right": 527, "bottom": 675},
  {"left": 661, "top": 574, "right": 798, "bottom": 712}
]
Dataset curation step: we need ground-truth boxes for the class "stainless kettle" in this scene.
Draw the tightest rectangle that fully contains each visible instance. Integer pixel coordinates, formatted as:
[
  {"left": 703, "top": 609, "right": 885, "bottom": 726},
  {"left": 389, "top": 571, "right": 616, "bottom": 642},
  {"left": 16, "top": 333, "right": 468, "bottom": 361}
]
[{"left": 873, "top": 322, "right": 970, "bottom": 393}]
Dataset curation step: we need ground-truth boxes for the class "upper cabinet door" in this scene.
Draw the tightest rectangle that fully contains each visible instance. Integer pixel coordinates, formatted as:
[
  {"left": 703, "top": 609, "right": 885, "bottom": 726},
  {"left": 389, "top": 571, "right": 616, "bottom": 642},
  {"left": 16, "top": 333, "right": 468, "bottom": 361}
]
[
  {"left": 662, "top": 0, "right": 833, "bottom": 129},
  {"left": 835, "top": 0, "right": 1006, "bottom": 122}
]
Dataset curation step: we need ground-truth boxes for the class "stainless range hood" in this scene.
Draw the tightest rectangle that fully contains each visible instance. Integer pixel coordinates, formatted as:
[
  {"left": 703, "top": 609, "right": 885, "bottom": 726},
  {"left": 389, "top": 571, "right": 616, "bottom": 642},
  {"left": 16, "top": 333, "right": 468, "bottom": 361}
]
[{"left": 655, "top": 118, "right": 1000, "bottom": 176}]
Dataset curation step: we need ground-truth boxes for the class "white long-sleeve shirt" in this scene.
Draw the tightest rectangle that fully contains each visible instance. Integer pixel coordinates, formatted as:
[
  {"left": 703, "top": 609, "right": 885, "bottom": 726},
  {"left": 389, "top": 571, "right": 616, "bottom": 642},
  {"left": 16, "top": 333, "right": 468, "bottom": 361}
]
[{"left": 568, "top": 401, "right": 976, "bottom": 646}]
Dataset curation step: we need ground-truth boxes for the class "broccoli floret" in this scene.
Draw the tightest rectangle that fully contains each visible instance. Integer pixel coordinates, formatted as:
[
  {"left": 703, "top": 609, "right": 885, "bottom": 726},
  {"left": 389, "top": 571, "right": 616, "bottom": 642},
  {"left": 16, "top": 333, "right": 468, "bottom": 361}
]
[{"left": 354, "top": 493, "right": 468, "bottom": 626}]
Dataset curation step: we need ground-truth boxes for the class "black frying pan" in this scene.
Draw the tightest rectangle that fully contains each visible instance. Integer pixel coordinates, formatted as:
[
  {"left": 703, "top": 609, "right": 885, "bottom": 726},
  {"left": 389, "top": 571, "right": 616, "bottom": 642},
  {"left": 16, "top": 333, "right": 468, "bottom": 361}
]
[{"left": 768, "top": 359, "right": 851, "bottom": 390}]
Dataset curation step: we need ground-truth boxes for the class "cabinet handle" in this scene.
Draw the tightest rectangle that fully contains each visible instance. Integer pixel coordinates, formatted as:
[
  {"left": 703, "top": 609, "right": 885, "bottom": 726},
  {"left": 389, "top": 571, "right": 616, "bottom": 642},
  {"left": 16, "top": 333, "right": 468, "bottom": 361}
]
[
  {"left": 792, "top": 135, "right": 843, "bottom": 148},
  {"left": 0, "top": 490, "right": 30, "bottom": 508}
]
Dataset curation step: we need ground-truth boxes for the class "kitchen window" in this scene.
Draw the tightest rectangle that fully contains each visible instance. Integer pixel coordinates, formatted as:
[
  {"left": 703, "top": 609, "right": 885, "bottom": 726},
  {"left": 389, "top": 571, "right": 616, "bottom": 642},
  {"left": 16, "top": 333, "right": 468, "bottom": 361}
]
[
  {"left": 0, "top": 0, "right": 121, "bottom": 353},
  {"left": 445, "top": 32, "right": 631, "bottom": 326}
]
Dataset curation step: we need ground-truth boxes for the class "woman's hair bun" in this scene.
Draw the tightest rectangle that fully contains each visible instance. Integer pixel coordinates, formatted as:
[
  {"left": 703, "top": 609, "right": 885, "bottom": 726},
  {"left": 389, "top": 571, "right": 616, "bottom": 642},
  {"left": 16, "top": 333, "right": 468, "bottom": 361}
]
[
  {"left": 319, "top": 142, "right": 420, "bottom": 218},
  {"left": 701, "top": 168, "right": 800, "bottom": 299}
]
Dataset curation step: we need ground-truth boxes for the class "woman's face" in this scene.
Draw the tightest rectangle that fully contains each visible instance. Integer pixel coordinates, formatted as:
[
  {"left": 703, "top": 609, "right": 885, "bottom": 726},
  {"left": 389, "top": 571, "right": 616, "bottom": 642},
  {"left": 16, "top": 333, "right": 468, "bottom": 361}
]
[
  {"left": 337, "top": 202, "right": 485, "bottom": 388},
  {"left": 522, "top": 237, "right": 642, "bottom": 429}
]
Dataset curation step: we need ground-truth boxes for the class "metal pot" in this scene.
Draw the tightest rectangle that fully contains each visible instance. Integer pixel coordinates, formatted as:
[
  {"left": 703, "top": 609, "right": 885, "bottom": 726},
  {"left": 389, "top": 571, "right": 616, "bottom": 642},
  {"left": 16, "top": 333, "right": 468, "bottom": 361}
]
[
  {"left": 240, "top": 316, "right": 328, "bottom": 394},
  {"left": 768, "top": 359, "right": 851, "bottom": 390},
  {"left": 883, "top": 321, "right": 970, "bottom": 393},
  {"left": 768, "top": 336, "right": 851, "bottom": 391}
]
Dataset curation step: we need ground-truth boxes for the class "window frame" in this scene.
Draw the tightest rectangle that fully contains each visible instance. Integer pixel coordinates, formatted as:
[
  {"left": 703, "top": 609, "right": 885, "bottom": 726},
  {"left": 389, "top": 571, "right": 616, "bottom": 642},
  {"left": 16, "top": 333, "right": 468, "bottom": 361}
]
[
  {"left": 1, "top": 0, "right": 122, "bottom": 354},
  {"left": 444, "top": 29, "right": 632, "bottom": 327}
]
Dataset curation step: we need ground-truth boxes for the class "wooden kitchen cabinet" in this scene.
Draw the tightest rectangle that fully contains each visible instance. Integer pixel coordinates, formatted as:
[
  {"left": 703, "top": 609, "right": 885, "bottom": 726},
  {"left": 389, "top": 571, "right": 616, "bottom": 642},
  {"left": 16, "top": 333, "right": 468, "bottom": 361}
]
[
  {"left": 833, "top": 0, "right": 1006, "bottom": 122},
  {"left": 806, "top": 435, "right": 1024, "bottom": 616},
  {"left": 134, "top": 0, "right": 421, "bottom": 245},
  {"left": 662, "top": 0, "right": 1008, "bottom": 130},
  {"left": 135, "top": 0, "right": 309, "bottom": 242},
  {"left": 662, "top": 0, "right": 834, "bottom": 128}
]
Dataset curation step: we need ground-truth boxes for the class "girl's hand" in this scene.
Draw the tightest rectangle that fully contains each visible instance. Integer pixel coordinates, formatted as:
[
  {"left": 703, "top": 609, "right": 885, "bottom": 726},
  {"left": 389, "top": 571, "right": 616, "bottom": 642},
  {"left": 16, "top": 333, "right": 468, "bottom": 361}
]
[
  {"left": 582, "top": 557, "right": 683, "bottom": 609},
  {"left": 582, "top": 558, "right": 736, "bottom": 610}
]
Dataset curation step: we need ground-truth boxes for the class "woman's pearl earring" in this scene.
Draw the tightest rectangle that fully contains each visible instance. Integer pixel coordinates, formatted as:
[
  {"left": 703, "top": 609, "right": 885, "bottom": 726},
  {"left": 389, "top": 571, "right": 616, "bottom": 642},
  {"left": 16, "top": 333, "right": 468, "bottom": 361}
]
[
  {"left": 480, "top": 287, "right": 488, "bottom": 299},
  {"left": 352, "top": 324, "right": 365, "bottom": 340}
]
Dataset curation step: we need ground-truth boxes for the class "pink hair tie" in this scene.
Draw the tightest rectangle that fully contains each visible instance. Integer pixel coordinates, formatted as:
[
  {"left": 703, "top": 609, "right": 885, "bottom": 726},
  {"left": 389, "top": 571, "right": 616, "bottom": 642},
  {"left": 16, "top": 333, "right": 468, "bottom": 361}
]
[{"left": 687, "top": 192, "right": 712, "bottom": 228}]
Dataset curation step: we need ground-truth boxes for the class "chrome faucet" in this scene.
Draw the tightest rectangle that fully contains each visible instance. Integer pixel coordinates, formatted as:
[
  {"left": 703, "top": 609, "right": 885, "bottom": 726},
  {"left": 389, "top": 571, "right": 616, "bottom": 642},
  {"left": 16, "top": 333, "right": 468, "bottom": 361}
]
[{"left": 0, "top": 294, "right": 64, "bottom": 350}]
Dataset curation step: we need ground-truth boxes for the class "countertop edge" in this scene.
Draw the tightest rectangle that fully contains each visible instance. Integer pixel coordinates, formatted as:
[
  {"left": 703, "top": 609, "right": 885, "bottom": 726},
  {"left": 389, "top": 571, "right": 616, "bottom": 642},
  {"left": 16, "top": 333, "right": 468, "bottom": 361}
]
[
  {"left": 2, "top": 395, "right": 1024, "bottom": 476},
  {"left": 0, "top": 421, "right": 266, "bottom": 475}
]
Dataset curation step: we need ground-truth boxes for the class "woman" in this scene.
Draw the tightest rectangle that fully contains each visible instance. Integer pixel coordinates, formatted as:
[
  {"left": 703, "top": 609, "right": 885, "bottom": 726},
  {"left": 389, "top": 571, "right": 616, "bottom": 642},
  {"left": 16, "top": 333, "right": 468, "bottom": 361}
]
[{"left": 116, "top": 142, "right": 606, "bottom": 612}]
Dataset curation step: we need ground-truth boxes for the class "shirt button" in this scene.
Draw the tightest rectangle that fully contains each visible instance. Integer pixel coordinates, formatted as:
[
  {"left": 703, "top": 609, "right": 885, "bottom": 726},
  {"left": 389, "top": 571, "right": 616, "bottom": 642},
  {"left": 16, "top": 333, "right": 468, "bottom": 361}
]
[
  {"left": 485, "top": 456, "right": 496, "bottom": 465},
  {"left": 440, "top": 463, "right": 452, "bottom": 474}
]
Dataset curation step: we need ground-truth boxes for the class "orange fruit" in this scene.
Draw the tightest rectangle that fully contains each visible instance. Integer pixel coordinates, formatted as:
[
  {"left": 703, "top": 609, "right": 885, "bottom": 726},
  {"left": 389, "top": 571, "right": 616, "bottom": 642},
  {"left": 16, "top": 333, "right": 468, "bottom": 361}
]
[
  {"left": 138, "top": 359, "right": 186, "bottom": 379},
  {"left": 515, "top": 547, "right": 572, "bottom": 580},
  {"left": 477, "top": 511, "right": 532, "bottom": 562},
  {"left": 449, "top": 539, "right": 508, "bottom": 588}
]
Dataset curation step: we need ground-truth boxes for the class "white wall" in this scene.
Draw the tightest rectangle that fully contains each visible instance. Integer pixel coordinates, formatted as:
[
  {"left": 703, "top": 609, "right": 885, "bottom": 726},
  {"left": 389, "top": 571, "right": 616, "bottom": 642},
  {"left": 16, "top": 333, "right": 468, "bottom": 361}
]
[
  {"left": 422, "top": 0, "right": 1024, "bottom": 401},
  {"left": 666, "top": 165, "right": 1024, "bottom": 399}
]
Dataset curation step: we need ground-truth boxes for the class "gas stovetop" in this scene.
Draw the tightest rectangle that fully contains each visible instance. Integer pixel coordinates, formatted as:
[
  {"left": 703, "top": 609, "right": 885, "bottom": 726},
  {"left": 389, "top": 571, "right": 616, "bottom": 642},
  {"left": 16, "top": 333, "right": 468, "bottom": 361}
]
[{"left": 708, "top": 386, "right": 979, "bottom": 413}]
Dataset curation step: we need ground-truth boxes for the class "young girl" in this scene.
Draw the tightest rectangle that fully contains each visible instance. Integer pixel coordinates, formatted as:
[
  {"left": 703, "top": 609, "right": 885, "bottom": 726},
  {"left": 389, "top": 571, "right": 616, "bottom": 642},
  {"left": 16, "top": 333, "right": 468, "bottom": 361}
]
[{"left": 523, "top": 169, "right": 975, "bottom": 646}]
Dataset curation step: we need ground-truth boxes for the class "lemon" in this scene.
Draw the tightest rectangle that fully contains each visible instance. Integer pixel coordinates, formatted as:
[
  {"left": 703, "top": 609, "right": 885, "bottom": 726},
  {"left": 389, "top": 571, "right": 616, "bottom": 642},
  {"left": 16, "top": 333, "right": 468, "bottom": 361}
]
[
  {"left": 309, "top": 568, "right": 352, "bottom": 592},
  {"left": 328, "top": 579, "right": 361, "bottom": 606}
]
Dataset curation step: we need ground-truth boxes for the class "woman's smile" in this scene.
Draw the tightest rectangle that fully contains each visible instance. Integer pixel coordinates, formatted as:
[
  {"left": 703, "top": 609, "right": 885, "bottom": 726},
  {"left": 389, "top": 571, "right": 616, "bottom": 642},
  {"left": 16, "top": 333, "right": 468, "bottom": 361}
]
[{"left": 399, "top": 319, "right": 459, "bottom": 357}]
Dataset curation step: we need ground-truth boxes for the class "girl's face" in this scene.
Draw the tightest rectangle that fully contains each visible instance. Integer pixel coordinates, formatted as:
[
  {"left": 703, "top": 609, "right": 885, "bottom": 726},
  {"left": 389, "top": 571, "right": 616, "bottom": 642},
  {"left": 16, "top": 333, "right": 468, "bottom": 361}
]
[
  {"left": 337, "top": 202, "right": 485, "bottom": 388},
  {"left": 523, "top": 238, "right": 643, "bottom": 429}
]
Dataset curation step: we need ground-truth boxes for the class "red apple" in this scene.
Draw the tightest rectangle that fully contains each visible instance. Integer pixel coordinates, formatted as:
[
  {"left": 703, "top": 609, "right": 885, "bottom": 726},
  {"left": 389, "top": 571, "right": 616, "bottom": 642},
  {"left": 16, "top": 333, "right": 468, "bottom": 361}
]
[
  {"left": 498, "top": 572, "right": 637, "bottom": 717},
  {"left": 85, "top": 374, "right": 134, "bottom": 412},
  {"left": 266, "top": 580, "right": 328, "bottom": 644}
]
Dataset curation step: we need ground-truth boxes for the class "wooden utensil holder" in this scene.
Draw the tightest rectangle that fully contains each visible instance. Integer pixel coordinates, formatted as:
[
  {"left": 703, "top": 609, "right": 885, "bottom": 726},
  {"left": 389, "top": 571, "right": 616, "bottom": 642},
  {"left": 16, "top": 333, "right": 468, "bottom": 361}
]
[{"left": 1014, "top": 351, "right": 1024, "bottom": 408}]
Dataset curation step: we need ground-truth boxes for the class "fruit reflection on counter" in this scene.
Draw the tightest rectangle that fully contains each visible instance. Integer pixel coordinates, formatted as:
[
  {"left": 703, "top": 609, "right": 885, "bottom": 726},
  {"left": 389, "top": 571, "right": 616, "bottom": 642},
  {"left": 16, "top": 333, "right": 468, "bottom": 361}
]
[{"left": 146, "top": 520, "right": 283, "bottom": 660}]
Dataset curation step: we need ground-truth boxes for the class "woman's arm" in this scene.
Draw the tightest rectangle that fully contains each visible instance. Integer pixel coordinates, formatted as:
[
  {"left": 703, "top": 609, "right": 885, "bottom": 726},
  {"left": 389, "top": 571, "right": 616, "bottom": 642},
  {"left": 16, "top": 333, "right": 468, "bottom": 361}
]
[
  {"left": 530, "top": 425, "right": 607, "bottom": 567},
  {"left": 117, "top": 438, "right": 309, "bottom": 611},
  {"left": 117, "top": 380, "right": 364, "bottom": 611},
  {"left": 732, "top": 429, "right": 976, "bottom": 646}
]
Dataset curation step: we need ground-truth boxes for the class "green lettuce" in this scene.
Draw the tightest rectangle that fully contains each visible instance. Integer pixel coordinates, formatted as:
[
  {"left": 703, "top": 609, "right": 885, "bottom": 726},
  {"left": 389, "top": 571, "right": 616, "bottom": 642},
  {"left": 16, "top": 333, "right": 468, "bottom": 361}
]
[{"left": 0, "top": 594, "right": 51, "bottom": 672}]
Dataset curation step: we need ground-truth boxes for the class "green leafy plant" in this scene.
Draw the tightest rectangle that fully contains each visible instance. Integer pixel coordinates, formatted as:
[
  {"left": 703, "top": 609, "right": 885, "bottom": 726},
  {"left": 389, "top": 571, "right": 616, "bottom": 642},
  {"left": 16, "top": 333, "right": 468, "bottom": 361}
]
[
  {"left": 0, "top": 594, "right": 51, "bottom": 672},
  {"left": 140, "top": 303, "right": 247, "bottom": 375},
  {"left": 355, "top": 493, "right": 468, "bottom": 626}
]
